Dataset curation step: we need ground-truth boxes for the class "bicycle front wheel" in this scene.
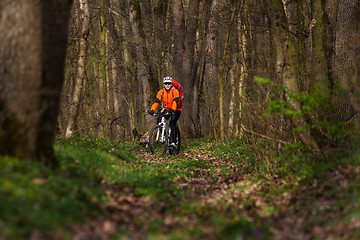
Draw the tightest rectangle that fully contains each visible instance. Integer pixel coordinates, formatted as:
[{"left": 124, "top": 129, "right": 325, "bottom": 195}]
[{"left": 149, "top": 125, "right": 168, "bottom": 154}]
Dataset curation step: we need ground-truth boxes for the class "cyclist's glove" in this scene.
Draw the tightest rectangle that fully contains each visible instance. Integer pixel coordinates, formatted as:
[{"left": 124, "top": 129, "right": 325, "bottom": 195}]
[
  {"left": 148, "top": 109, "right": 155, "bottom": 115},
  {"left": 168, "top": 109, "right": 175, "bottom": 115}
]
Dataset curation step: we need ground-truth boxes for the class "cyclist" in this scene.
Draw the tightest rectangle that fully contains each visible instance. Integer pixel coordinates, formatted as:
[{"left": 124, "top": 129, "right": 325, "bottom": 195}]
[{"left": 148, "top": 76, "right": 182, "bottom": 147}]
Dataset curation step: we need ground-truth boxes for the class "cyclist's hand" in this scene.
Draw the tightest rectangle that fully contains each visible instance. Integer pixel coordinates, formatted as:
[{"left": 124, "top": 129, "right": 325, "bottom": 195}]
[
  {"left": 168, "top": 109, "right": 175, "bottom": 115},
  {"left": 148, "top": 109, "right": 155, "bottom": 115}
]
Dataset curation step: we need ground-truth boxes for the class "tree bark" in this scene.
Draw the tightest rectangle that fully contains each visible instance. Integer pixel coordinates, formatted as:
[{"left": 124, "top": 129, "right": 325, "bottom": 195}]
[
  {"left": 309, "top": 0, "right": 328, "bottom": 84},
  {"left": 335, "top": 0, "right": 360, "bottom": 114},
  {"left": 203, "top": 0, "right": 219, "bottom": 136},
  {"left": 266, "top": 0, "right": 320, "bottom": 152},
  {"left": 172, "top": 0, "right": 185, "bottom": 82},
  {"left": 234, "top": 0, "right": 248, "bottom": 138},
  {"left": 0, "top": 0, "right": 73, "bottom": 168},
  {"left": 121, "top": 14, "right": 137, "bottom": 140},
  {"left": 183, "top": 0, "right": 201, "bottom": 137},
  {"left": 219, "top": 2, "right": 237, "bottom": 141},
  {"left": 228, "top": 67, "right": 236, "bottom": 137},
  {"left": 127, "top": 0, "right": 155, "bottom": 132},
  {"left": 65, "top": 0, "right": 90, "bottom": 138},
  {"left": 171, "top": 0, "right": 201, "bottom": 137}
]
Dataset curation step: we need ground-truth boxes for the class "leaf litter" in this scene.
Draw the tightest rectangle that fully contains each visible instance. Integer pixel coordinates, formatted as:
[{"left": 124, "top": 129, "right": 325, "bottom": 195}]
[{"left": 62, "top": 146, "right": 360, "bottom": 240}]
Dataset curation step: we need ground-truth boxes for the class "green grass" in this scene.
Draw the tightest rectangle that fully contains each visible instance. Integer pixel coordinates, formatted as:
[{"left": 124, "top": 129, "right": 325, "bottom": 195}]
[
  {"left": 0, "top": 155, "right": 102, "bottom": 239},
  {"left": 1, "top": 136, "right": 360, "bottom": 239},
  {"left": 0, "top": 136, "right": 262, "bottom": 239},
  {"left": 0, "top": 136, "right": 139, "bottom": 239}
]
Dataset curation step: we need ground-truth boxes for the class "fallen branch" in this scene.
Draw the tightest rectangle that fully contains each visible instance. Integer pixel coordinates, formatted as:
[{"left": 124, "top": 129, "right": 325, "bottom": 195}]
[
  {"left": 346, "top": 112, "right": 360, "bottom": 123},
  {"left": 240, "top": 124, "right": 290, "bottom": 145}
]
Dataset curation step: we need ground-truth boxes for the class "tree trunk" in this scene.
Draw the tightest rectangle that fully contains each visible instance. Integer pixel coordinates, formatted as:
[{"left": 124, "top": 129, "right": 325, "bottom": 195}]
[
  {"left": 335, "top": 0, "right": 360, "bottom": 114},
  {"left": 0, "top": 0, "right": 73, "bottom": 168},
  {"left": 127, "top": 0, "right": 155, "bottom": 132},
  {"left": 171, "top": 0, "right": 201, "bottom": 137},
  {"left": 228, "top": 67, "right": 236, "bottom": 137},
  {"left": 219, "top": 2, "right": 237, "bottom": 141},
  {"left": 65, "top": 0, "right": 90, "bottom": 138},
  {"left": 183, "top": 0, "right": 201, "bottom": 137},
  {"left": 172, "top": 0, "right": 185, "bottom": 82},
  {"left": 203, "top": 0, "right": 219, "bottom": 136},
  {"left": 234, "top": 1, "right": 248, "bottom": 138},
  {"left": 266, "top": 0, "right": 320, "bottom": 152},
  {"left": 309, "top": 0, "right": 328, "bottom": 84},
  {"left": 98, "top": 0, "right": 109, "bottom": 139},
  {"left": 121, "top": 15, "right": 137, "bottom": 140}
]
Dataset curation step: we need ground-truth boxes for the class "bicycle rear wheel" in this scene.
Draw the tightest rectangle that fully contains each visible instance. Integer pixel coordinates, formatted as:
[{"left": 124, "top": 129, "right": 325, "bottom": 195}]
[
  {"left": 149, "top": 125, "right": 168, "bottom": 154},
  {"left": 169, "top": 126, "right": 181, "bottom": 155}
]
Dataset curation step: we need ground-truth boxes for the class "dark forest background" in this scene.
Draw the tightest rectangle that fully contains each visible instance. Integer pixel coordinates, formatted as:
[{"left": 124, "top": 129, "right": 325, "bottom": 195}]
[
  {"left": 1, "top": 0, "right": 359, "bottom": 165},
  {"left": 60, "top": 0, "right": 359, "bottom": 153},
  {"left": 1, "top": 1, "right": 360, "bottom": 238}
]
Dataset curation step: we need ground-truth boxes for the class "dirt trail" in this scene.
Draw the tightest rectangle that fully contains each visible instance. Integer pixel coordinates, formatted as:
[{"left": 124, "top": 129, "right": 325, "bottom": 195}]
[{"left": 66, "top": 148, "right": 358, "bottom": 240}]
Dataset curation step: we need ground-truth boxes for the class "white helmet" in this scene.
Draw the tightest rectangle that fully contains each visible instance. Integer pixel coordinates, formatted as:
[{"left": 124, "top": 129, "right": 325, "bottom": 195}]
[{"left": 163, "top": 76, "right": 173, "bottom": 84}]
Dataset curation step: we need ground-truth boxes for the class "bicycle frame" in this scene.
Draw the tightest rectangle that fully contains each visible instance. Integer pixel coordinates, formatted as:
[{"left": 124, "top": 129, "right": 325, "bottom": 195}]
[
  {"left": 155, "top": 113, "right": 171, "bottom": 145},
  {"left": 148, "top": 109, "right": 180, "bottom": 155}
]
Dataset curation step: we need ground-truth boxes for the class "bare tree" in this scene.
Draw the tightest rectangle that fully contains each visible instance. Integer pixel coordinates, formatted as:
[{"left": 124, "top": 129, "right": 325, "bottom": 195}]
[
  {"left": 265, "top": 0, "right": 320, "bottom": 151},
  {"left": 203, "top": 0, "right": 219, "bottom": 136},
  {"left": 127, "top": 0, "right": 156, "bottom": 131},
  {"left": 55, "top": 0, "right": 359, "bottom": 148},
  {"left": 65, "top": 0, "right": 90, "bottom": 138},
  {"left": 172, "top": 0, "right": 201, "bottom": 137},
  {"left": 335, "top": 0, "right": 360, "bottom": 115}
]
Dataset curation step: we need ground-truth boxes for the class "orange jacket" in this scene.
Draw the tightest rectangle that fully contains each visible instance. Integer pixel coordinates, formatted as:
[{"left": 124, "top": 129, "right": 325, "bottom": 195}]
[{"left": 151, "top": 87, "right": 180, "bottom": 111}]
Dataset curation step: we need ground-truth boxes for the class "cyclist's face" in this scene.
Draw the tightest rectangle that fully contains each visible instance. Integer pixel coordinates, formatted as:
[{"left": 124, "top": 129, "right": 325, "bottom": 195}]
[{"left": 163, "top": 83, "right": 172, "bottom": 90}]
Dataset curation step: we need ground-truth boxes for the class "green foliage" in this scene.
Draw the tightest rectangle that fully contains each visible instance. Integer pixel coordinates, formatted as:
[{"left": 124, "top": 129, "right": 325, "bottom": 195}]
[
  {"left": 0, "top": 136, "right": 138, "bottom": 239},
  {"left": 207, "top": 138, "right": 257, "bottom": 174},
  {"left": 217, "top": 218, "right": 265, "bottom": 240},
  {"left": 208, "top": 138, "right": 253, "bottom": 159},
  {"left": 0, "top": 155, "right": 102, "bottom": 239},
  {"left": 255, "top": 77, "right": 354, "bottom": 143},
  {"left": 2, "top": 135, "right": 359, "bottom": 239},
  {"left": 56, "top": 136, "right": 138, "bottom": 161},
  {"left": 256, "top": 77, "right": 330, "bottom": 118},
  {"left": 254, "top": 76, "right": 359, "bottom": 179}
]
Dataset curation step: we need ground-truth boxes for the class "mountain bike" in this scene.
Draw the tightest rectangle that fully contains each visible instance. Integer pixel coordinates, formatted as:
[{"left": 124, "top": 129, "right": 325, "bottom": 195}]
[{"left": 148, "top": 110, "right": 181, "bottom": 155}]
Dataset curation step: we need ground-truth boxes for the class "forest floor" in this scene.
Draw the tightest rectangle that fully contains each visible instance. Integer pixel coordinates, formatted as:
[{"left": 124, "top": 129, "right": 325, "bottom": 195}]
[
  {"left": 68, "top": 140, "right": 360, "bottom": 240},
  {"left": 1, "top": 137, "right": 359, "bottom": 240}
]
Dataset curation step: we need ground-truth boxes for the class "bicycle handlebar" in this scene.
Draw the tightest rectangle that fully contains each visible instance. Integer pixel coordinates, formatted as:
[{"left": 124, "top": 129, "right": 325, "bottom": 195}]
[{"left": 149, "top": 110, "right": 173, "bottom": 117}]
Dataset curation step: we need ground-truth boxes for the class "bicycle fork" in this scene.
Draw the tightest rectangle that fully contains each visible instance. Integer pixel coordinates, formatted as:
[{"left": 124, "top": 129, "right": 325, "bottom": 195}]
[{"left": 157, "top": 125, "right": 167, "bottom": 144}]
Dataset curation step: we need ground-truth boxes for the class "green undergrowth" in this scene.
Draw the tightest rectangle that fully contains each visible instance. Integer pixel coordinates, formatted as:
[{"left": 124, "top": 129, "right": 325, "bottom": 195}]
[
  {"left": 0, "top": 136, "right": 263, "bottom": 239},
  {"left": 0, "top": 154, "right": 102, "bottom": 239},
  {"left": 0, "top": 136, "right": 138, "bottom": 239},
  {"left": 1, "top": 135, "right": 359, "bottom": 239}
]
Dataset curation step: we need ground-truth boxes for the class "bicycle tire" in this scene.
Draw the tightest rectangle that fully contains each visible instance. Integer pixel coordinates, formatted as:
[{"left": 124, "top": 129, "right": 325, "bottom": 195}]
[
  {"left": 149, "top": 125, "right": 168, "bottom": 154},
  {"left": 169, "top": 126, "right": 181, "bottom": 155}
]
